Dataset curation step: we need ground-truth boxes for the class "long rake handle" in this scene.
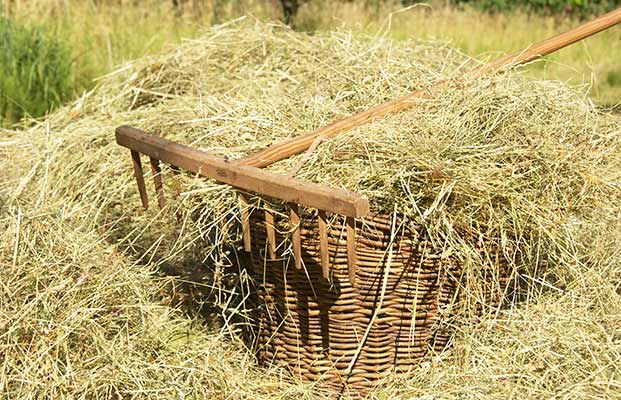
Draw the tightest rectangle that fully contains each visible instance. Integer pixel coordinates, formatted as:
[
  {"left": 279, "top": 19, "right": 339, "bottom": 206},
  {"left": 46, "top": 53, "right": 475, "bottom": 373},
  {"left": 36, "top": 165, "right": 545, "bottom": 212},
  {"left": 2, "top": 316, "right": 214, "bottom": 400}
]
[{"left": 238, "top": 8, "right": 621, "bottom": 169}]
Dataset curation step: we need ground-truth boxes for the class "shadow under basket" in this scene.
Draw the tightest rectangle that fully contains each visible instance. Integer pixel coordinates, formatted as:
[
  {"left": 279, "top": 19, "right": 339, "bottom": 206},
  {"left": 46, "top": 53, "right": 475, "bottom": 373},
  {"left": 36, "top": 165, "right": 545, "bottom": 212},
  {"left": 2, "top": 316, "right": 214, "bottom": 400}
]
[{"left": 248, "top": 209, "right": 510, "bottom": 393}]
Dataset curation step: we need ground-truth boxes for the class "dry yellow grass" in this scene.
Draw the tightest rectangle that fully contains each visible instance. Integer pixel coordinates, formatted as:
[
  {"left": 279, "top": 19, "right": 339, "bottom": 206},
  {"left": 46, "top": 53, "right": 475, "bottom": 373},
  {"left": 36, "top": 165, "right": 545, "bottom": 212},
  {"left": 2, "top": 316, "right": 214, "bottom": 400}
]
[{"left": 1, "top": 19, "right": 620, "bottom": 399}]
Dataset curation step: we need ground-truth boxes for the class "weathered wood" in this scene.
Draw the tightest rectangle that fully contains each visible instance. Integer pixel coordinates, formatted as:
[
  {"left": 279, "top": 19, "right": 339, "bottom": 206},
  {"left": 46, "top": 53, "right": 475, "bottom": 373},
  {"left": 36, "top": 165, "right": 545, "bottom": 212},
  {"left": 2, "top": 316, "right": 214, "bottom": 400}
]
[
  {"left": 116, "top": 126, "right": 370, "bottom": 218},
  {"left": 237, "top": 8, "right": 621, "bottom": 168},
  {"left": 149, "top": 157, "right": 166, "bottom": 210},
  {"left": 239, "top": 193, "right": 252, "bottom": 252},
  {"left": 264, "top": 206, "right": 277, "bottom": 259},
  {"left": 290, "top": 203, "right": 302, "bottom": 270},
  {"left": 130, "top": 150, "right": 149, "bottom": 209},
  {"left": 318, "top": 210, "right": 329, "bottom": 279},
  {"left": 346, "top": 216, "right": 356, "bottom": 285},
  {"left": 170, "top": 164, "right": 183, "bottom": 223}
]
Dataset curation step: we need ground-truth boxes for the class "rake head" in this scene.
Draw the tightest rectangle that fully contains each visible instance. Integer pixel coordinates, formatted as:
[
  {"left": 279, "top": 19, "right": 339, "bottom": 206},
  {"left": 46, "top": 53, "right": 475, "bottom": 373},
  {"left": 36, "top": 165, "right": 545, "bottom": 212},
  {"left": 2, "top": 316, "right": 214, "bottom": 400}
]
[{"left": 116, "top": 125, "right": 370, "bottom": 284}]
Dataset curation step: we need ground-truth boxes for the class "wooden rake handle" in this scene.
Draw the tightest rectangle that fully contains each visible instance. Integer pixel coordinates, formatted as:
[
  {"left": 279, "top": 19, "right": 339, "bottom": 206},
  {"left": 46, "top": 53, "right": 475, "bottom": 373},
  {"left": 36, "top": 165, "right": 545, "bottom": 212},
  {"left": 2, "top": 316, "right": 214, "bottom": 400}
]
[{"left": 237, "top": 8, "right": 621, "bottom": 169}]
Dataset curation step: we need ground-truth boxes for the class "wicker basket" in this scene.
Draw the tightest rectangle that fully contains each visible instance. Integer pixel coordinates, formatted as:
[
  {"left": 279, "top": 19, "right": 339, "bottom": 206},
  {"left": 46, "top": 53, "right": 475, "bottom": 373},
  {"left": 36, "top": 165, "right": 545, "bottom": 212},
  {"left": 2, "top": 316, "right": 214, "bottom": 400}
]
[{"left": 247, "top": 207, "right": 507, "bottom": 392}]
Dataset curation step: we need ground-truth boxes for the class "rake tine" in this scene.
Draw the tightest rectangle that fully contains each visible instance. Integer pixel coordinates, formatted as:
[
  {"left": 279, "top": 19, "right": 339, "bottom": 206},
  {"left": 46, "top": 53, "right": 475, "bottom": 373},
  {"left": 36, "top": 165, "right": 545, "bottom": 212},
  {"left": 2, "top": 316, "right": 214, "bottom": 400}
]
[
  {"left": 149, "top": 157, "right": 166, "bottom": 210},
  {"left": 346, "top": 216, "right": 357, "bottom": 285},
  {"left": 239, "top": 193, "right": 252, "bottom": 252},
  {"left": 289, "top": 203, "right": 302, "bottom": 270},
  {"left": 170, "top": 165, "right": 183, "bottom": 223},
  {"left": 130, "top": 150, "right": 148, "bottom": 209},
  {"left": 318, "top": 210, "right": 329, "bottom": 279},
  {"left": 264, "top": 205, "right": 277, "bottom": 260}
]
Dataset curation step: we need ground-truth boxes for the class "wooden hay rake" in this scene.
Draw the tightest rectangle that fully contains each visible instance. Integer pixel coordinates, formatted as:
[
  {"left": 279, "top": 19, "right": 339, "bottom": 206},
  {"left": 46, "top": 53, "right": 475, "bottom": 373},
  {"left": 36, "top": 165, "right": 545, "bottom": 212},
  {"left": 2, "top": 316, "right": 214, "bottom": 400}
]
[
  {"left": 116, "top": 8, "right": 621, "bottom": 393},
  {"left": 116, "top": 125, "right": 370, "bottom": 284}
]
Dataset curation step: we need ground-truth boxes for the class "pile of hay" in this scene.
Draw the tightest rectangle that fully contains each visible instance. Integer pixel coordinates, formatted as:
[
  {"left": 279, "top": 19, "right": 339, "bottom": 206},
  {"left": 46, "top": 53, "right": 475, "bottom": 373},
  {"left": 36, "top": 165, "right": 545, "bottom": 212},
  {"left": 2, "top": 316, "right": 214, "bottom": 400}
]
[{"left": 1, "top": 18, "right": 620, "bottom": 399}]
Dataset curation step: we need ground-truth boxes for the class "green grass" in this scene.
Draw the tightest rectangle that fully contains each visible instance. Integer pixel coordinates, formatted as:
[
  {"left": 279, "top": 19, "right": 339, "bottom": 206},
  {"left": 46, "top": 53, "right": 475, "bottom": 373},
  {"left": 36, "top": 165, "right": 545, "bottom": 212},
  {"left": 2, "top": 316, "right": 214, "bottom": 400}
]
[
  {"left": 3, "top": 0, "right": 281, "bottom": 90},
  {"left": 295, "top": 1, "right": 621, "bottom": 106},
  {"left": 0, "top": 0, "right": 281, "bottom": 125},
  {"left": 0, "top": 17, "right": 74, "bottom": 123},
  {"left": 1, "top": 0, "right": 620, "bottom": 125},
  {"left": 450, "top": 0, "right": 619, "bottom": 15}
]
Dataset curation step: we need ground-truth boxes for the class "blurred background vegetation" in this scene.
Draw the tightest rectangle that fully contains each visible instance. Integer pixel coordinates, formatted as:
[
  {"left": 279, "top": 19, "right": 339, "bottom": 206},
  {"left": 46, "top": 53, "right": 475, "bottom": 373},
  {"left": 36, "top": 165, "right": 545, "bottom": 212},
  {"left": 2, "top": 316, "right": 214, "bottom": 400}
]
[
  {"left": 448, "top": 0, "right": 618, "bottom": 14},
  {"left": 0, "top": 16, "right": 74, "bottom": 122},
  {"left": 1, "top": 0, "right": 619, "bottom": 125}
]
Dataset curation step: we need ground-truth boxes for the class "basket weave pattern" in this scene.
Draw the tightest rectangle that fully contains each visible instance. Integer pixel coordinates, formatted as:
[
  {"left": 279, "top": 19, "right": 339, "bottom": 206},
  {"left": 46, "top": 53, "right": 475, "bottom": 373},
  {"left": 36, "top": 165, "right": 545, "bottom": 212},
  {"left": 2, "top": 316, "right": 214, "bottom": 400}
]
[{"left": 248, "top": 210, "right": 471, "bottom": 390}]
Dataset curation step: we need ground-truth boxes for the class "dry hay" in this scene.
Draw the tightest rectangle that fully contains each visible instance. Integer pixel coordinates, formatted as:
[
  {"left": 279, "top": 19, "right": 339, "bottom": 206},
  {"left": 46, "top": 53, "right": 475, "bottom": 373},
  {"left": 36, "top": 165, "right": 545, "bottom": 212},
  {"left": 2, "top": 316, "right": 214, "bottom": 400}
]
[{"left": 1, "top": 18, "right": 620, "bottom": 399}]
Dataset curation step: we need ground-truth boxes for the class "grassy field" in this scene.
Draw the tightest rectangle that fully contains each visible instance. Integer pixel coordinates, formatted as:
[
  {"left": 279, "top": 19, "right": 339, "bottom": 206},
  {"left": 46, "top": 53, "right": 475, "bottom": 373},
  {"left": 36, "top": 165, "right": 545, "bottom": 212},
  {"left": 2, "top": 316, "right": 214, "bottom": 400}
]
[
  {"left": 317, "top": 2, "right": 621, "bottom": 106},
  {"left": 1, "top": 0, "right": 620, "bottom": 125}
]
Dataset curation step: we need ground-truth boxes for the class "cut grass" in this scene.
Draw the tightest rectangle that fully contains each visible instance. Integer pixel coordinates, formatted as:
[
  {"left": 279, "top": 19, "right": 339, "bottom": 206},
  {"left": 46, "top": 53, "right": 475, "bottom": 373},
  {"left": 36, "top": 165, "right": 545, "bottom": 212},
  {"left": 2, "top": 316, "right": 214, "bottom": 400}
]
[
  {"left": 295, "top": 1, "right": 621, "bottom": 105},
  {"left": 1, "top": 0, "right": 282, "bottom": 125},
  {"left": 1, "top": 0, "right": 619, "bottom": 126},
  {"left": 1, "top": 20, "right": 620, "bottom": 398}
]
